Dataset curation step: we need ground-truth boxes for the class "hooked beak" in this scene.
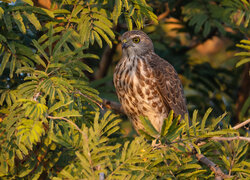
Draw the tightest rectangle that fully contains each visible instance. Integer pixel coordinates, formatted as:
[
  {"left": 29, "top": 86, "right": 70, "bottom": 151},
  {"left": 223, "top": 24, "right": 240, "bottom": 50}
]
[
  {"left": 122, "top": 42, "right": 129, "bottom": 49},
  {"left": 122, "top": 39, "right": 129, "bottom": 49}
]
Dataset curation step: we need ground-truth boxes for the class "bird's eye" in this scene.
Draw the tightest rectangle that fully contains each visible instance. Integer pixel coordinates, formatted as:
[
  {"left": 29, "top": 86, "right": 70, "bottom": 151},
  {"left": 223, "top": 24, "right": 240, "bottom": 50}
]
[{"left": 132, "top": 37, "right": 140, "bottom": 43}]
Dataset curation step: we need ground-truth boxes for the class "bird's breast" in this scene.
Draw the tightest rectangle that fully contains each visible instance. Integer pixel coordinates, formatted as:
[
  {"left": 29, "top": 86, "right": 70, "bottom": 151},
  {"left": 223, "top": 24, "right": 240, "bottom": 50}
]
[{"left": 114, "top": 56, "right": 167, "bottom": 132}]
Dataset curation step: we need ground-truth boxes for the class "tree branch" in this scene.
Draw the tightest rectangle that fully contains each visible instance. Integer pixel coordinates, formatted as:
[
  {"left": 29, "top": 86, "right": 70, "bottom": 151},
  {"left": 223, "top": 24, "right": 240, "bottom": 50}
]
[
  {"left": 75, "top": 90, "right": 103, "bottom": 110},
  {"left": 47, "top": 115, "right": 87, "bottom": 140},
  {"left": 101, "top": 98, "right": 247, "bottom": 178},
  {"left": 195, "top": 153, "right": 232, "bottom": 179},
  {"left": 233, "top": 118, "right": 250, "bottom": 130},
  {"left": 94, "top": 44, "right": 117, "bottom": 80}
]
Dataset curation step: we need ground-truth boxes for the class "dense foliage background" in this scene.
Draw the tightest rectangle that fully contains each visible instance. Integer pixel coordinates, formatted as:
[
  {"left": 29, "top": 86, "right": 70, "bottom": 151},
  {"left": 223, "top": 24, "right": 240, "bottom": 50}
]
[{"left": 0, "top": 0, "right": 249, "bottom": 179}]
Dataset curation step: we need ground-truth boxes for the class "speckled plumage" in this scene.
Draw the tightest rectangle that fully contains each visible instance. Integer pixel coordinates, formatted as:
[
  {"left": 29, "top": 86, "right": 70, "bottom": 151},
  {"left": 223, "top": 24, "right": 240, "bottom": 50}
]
[{"left": 114, "top": 30, "right": 188, "bottom": 133}]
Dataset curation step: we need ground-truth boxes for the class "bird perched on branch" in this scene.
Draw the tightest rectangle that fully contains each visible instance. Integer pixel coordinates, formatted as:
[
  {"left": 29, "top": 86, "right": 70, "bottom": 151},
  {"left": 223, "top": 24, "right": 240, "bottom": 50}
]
[{"left": 114, "top": 30, "right": 188, "bottom": 134}]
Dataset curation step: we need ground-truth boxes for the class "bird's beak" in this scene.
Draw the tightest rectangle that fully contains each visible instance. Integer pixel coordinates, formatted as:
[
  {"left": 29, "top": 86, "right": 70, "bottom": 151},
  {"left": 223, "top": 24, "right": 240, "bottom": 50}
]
[
  {"left": 122, "top": 39, "right": 129, "bottom": 49},
  {"left": 122, "top": 43, "right": 129, "bottom": 49}
]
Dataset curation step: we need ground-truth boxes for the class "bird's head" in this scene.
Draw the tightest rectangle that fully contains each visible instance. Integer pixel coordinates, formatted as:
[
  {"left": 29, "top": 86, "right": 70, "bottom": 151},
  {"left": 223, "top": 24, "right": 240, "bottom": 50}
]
[{"left": 121, "top": 30, "right": 154, "bottom": 58}]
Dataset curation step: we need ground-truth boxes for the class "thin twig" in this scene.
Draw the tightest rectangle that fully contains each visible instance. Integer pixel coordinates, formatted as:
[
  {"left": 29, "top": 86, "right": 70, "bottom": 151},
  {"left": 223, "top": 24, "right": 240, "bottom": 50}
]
[
  {"left": 76, "top": 90, "right": 103, "bottom": 110},
  {"left": 47, "top": 115, "right": 86, "bottom": 137},
  {"left": 48, "top": 115, "right": 95, "bottom": 171},
  {"left": 65, "top": 2, "right": 78, "bottom": 29},
  {"left": 211, "top": 136, "right": 250, "bottom": 142},
  {"left": 233, "top": 118, "right": 250, "bottom": 130}
]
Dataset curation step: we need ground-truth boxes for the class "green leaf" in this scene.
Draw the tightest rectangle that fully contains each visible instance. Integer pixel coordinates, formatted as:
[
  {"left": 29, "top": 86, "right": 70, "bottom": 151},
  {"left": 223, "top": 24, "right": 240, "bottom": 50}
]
[
  {"left": 49, "top": 100, "right": 73, "bottom": 114},
  {"left": 0, "top": 7, "right": 4, "bottom": 19},
  {"left": 192, "top": 110, "right": 198, "bottom": 136},
  {"left": 235, "top": 52, "right": 250, "bottom": 56},
  {"left": 210, "top": 112, "right": 227, "bottom": 130},
  {"left": 13, "top": 11, "right": 26, "bottom": 34},
  {"left": 53, "top": 30, "right": 72, "bottom": 55},
  {"left": 125, "top": 14, "right": 133, "bottom": 31},
  {"left": 0, "top": 34, "right": 7, "bottom": 42},
  {"left": 140, "top": 116, "right": 159, "bottom": 137},
  {"left": 41, "top": 8, "right": 54, "bottom": 18},
  {"left": 201, "top": 108, "right": 212, "bottom": 132},
  {"left": 240, "top": 40, "right": 250, "bottom": 45},
  {"left": 48, "top": 24, "right": 54, "bottom": 56},
  {"left": 200, "top": 129, "right": 237, "bottom": 137},
  {"left": 23, "top": 11, "right": 42, "bottom": 30},
  {"left": 113, "top": 0, "right": 122, "bottom": 25},
  {"left": 240, "top": 96, "right": 250, "bottom": 119},
  {"left": 79, "top": 16, "right": 91, "bottom": 45},
  {"left": 56, "top": 109, "right": 82, "bottom": 118},
  {"left": 72, "top": 5, "right": 83, "bottom": 17},
  {"left": 94, "top": 26, "right": 112, "bottom": 48},
  {"left": 32, "top": 40, "right": 49, "bottom": 61},
  {"left": 203, "top": 21, "right": 211, "bottom": 37},
  {"left": 236, "top": 58, "right": 250, "bottom": 67},
  {"left": 244, "top": 13, "right": 250, "bottom": 27},
  {"left": 94, "top": 21, "right": 115, "bottom": 39},
  {"left": 3, "top": 12, "right": 12, "bottom": 31},
  {"left": 161, "top": 110, "right": 174, "bottom": 136},
  {"left": 93, "top": 31, "right": 103, "bottom": 48},
  {"left": 18, "top": 159, "right": 36, "bottom": 177},
  {"left": 34, "top": 54, "right": 46, "bottom": 68},
  {"left": 9, "top": 55, "right": 16, "bottom": 78},
  {"left": 231, "top": 168, "right": 250, "bottom": 174},
  {"left": 0, "top": 51, "right": 11, "bottom": 75},
  {"left": 7, "top": 41, "right": 16, "bottom": 54},
  {"left": 236, "top": 44, "right": 250, "bottom": 50},
  {"left": 31, "top": 164, "right": 44, "bottom": 180},
  {"left": 92, "top": 13, "right": 113, "bottom": 28},
  {"left": 236, "top": 11, "right": 245, "bottom": 26}
]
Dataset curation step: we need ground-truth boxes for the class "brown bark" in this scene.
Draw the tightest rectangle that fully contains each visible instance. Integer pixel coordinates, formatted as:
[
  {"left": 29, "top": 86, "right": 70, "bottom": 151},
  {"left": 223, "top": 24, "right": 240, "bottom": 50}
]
[
  {"left": 195, "top": 153, "right": 232, "bottom": 179},
  {"left": 94, "top": 44, "right": 118, "bottom": 80}
]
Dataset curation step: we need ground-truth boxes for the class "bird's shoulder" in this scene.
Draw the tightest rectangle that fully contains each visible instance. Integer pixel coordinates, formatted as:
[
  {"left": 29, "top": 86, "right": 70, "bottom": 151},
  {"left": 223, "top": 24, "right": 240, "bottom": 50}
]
[{"left": 147, "top": 53, "right": 179, "bottom": 78}]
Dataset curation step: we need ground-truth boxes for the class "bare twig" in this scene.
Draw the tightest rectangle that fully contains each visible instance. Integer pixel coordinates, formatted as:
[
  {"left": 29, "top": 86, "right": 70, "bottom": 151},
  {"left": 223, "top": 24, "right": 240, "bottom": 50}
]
[
  {"left": 195, "top": 153, "right": 232, "bottom": 179},
  {"left": 102, "top": 99, "right": 125, "bottom": 114},
  {"left": 75, "top": 90, "right": 103, "bottom": 110},
  {"left": 211, "top": 136, "right": 250, "bottom": 142},
  {"left": 233, "top": 118, "right": 250, "bottom": 130},
  {"left": 47, "top": 115, "right": 86, "bottom": 137},
  {"left": 65, "top": 0, "right": 80, "bottom": 29}
]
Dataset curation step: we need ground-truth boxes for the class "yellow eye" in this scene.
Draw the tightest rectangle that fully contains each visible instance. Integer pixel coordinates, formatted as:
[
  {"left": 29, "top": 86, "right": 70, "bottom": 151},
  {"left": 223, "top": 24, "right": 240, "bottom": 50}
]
[{"left": 132, "top": 37, "right": 140, "bottom": 43}]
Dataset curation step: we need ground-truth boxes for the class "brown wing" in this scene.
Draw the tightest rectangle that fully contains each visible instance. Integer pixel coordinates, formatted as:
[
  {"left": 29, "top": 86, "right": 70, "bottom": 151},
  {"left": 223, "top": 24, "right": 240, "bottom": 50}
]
[{"left": 148, "top": 54, "right": 188, "bottom": 119}]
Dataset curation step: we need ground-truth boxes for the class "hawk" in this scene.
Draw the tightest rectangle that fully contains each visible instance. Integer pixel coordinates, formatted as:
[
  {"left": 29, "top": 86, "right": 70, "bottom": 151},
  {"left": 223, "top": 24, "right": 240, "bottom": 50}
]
[{"left": 113, "top": 30, "right": 188, "bottom": 134}]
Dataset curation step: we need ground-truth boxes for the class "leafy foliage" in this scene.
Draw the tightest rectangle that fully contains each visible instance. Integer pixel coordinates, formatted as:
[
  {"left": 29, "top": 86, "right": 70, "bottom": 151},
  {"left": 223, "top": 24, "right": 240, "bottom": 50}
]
[
  {"left": 183, "top": 0, "right": 226, "bottom": 37},
  {"left": 222, "top": 0, "right": 250, "bottom": 29},
  {"left": 0, "top": 0, "right": 249, "bottom": 179},
  {"left": 182, "top": 0, "right": 250, "bottom": 37},
  {"left": 235, "top": 39, "right": 250, "bottom": 67}
]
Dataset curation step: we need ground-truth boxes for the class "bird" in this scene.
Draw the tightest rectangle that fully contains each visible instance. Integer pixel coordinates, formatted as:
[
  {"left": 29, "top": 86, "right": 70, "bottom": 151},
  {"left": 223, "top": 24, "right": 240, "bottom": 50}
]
[{"left": 113, "top": 30, "right": 188, "bottom": 134}]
